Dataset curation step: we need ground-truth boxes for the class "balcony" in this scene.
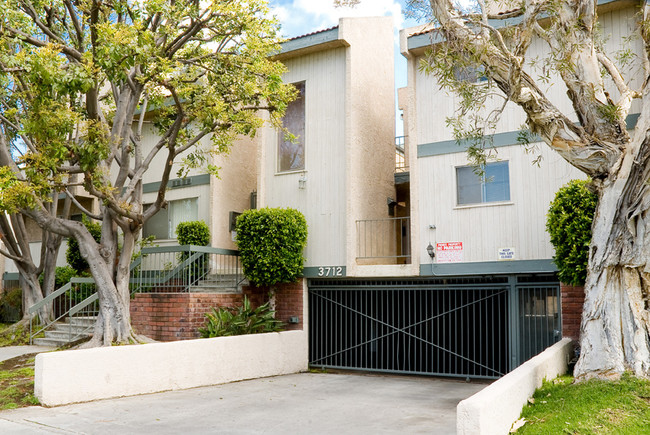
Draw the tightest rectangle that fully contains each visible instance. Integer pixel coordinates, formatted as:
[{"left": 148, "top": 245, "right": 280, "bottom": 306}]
[
  {"left": 395, "top": 136, "right": 408, "bottom": 173},
  {"left": 356, "top": 217, "right": 411, "bottom": 265}
]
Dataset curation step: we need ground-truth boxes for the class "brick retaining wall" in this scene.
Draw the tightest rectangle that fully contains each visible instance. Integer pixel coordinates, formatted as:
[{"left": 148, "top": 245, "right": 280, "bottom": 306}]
[
  {"left": 561, "top": 283, "right": 584, "bottom": 342},
  {"left": 243, "top": 280, "right": 305, "bottom": 331},
  {"left": 130, "top": 280, "right": 305, "bottom": 341},
  {"left": 130, "top": 293, "right": 243, "bottom": 341}
]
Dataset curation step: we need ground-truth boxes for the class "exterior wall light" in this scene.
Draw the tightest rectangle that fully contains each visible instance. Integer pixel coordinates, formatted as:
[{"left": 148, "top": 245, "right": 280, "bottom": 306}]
[
  {"left": 298, "top": 173, "right": 307, "bottom": 189},
  {"left": 426, "top": 243, "right": 435, "bottom": 259}
]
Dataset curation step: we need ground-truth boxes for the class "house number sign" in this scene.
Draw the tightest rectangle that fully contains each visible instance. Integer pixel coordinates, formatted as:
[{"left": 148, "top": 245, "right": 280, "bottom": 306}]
[{"left": 317, "top": 266, "right": 344, "bottom": 277}]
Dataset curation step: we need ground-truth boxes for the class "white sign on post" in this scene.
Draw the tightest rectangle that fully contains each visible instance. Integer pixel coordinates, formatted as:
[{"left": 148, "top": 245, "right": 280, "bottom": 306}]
[
  {"left": 436, "top": 242, "right": 463, "bottom": 263},
  {"left": 498, "top": 247, "right": 516, "bottom": 261}
]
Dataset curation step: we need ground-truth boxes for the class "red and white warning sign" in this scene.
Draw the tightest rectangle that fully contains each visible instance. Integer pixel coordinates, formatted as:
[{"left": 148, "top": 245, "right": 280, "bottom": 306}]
[{"left": 436, "top": 242, "right": 463, "bottom": 263}]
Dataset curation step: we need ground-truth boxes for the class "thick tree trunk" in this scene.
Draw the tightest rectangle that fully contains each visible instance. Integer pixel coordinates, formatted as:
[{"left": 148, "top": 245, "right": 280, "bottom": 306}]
[
  {"left": 575, "top": 110, "right": 650, "bottom": 380},
  {"left": 76, "top": 221, "right": 139, "bottom": 347}
]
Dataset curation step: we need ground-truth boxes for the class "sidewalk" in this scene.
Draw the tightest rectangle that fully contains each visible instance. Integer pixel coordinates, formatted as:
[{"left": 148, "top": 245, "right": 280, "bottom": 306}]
[
  {"left": 0, "top": 372, "right": 488, "bottom": 434},
  {"left": 0, "top": 345, "right": 54, "bottom": 363}
]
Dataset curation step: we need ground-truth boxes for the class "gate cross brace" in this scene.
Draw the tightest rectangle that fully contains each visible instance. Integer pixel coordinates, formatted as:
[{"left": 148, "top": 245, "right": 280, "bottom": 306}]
[{"left": 311, "top": 290, "right": 506, "bottom": 376}]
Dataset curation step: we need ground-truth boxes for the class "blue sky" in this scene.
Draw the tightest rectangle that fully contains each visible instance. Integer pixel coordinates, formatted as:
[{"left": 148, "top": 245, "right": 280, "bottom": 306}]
[{"left": 268, "top": 0, "right": 425, "bottom": 136}]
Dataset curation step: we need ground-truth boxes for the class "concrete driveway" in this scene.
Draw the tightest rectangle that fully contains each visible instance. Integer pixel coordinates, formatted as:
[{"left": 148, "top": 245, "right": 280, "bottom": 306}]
[{"left": 0, "top": 372, "right": 488, "bottom": 434}]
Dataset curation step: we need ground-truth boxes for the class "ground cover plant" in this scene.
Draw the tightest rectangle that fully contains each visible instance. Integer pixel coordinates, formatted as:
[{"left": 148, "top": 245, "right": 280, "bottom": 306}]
[
  {"left": 516, "top": 374, "right": 650, "bottom": 433},
  {"left": 0, "top": 354, "right": 39, "bottom": 410},
  {"left": 0, "top": 322, "right": 32, "bottom": 346},
  {"left": 199, "top": 296, "right": 283, "bottom": 337}
]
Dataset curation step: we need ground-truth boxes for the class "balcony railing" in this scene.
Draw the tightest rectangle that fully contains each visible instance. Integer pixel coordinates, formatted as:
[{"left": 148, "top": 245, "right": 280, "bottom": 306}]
[
  {"left": 395, "top": 136, "right": 408, "bottom": 173},
  {"left": 356, "top": 217, "right": 411, "bottom": 264},
  {"left": 130, "top": 245, "right": 243, "bottom": 294}
]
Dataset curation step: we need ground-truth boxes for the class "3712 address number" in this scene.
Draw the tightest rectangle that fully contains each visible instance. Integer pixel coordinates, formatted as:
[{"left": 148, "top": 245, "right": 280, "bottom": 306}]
[{"left": 317, "top": 266, "right": 343, "bottom": 277}]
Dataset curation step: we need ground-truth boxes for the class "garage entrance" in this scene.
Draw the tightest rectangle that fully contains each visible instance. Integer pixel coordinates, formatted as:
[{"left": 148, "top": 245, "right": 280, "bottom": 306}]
[{"left": 309, "top": 275, "right": 560, "bottom": 379}]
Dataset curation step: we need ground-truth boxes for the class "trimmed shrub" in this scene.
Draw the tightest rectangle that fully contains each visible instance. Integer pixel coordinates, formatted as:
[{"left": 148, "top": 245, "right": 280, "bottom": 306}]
[
  {"left": 236, "top": 208, "right": 307, "bottom": 286},
  {"left": 0, "top": 287, "right": 22, "bottom": 322},
  {"left": 176, "top": 220, "right": 210, "bottom": 246},
  {"left": 176, "top": 221, "right": 211, "bottom": 282},
  {"left": 199, "top": 296, "right": 283, "bottom": 337},
  {"left": 54, "top": 266, "right": 78, "bottom": 288},
  {"left": 66, "top": 217, "right": 102, "bottom": 274},
  {"left": 547, "top": 180, "right": 597, "bottom": 286}
]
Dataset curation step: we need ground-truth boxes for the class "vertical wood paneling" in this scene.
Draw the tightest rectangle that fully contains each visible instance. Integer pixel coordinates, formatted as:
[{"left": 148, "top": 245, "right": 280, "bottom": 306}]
[
  {"left": 417, "top": 145, "right": 585, "bottom": 263},
  {"left": 263, "top": 48, "right": 347, "bottom": 267},
  {"left": 414, "top": 6, "right": 642, "bottom": 146}
]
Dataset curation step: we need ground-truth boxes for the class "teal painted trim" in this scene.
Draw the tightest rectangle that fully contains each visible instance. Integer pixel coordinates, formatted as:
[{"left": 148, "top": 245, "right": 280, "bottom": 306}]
[
  {"left": 303, "top": 266, "right": 346, "bottom": 278},
  {"left": 419, "top": 259, "right": 557, "bottom": 276},
  {"left": 395, "top": 171, "right": 410, "bottom": 184},
  {"left": 418, "top": 113, "right": 641, "bottom": 158},
  {"left": 2, "top": 272, "right": 19, "bottom": 281},
  {"left": 418, "top": 130, "right": 534, "bottom": 158},
  {"left": 407, "top": 0, "right": 625, "bottom": 51},
  {"left": 407, "top": 32, "right": 444, "bottom": 52},
  {"left": 627, "top": 112, "right": 640, "bottom": 129},
  {"left": 142, "top": 173, "right": 211, "bottom": 194},
  {"left": 280, "top": 28, "right": 339, "bottom": 55},
  {"left": 140, "top": 245, "right": 239, "bottom": 256}
]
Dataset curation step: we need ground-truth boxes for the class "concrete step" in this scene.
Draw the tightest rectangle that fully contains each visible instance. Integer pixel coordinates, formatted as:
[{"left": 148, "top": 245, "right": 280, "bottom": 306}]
[
  {"left": 35, "top": 317, "right": 96, "bottom": 347},
  {"left": 66, "top": 316, "right": 96, "bottom": 328},
  {"left": 42, "top": 329, "right": 90, "bottom": 341},
  {"left": 189, "top": 286, "right": 242, "bottom": 294},
  {"left": 46, "top": 323, "right": 92, "bottom": 336},
  {"left": 33, "top": 337, "right": 83, "bottom": 347}
]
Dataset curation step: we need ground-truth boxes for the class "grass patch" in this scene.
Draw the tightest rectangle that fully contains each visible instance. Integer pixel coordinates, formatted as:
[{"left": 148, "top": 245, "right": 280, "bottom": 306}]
[
  {"left": 516, "top": 373, "right": 650, "bottom": 434},
  {"left": 0, "top": 353, "right": 39, "bottom": 409},
  {"left": 0, "top": 322, "right": 31, "bottom": 346}
]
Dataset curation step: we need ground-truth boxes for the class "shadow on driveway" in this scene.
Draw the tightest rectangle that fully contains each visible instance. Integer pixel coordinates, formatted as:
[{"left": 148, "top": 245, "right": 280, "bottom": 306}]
[{"left": 0, "top": 372, "right": 488, "bottom": 434}]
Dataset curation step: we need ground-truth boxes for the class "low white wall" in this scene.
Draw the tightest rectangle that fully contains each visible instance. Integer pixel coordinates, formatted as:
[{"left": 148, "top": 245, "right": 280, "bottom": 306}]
[
  {"left": 457, "top": 338, "right": 574, "bottom": 435},
  {"left": 35, "top": 330, "right": 308, "bottom": 406}
]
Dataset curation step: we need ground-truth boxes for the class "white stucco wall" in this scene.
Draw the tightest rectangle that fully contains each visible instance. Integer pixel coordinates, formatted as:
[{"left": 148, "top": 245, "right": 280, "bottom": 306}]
[
  {"left": 457, "top": 338, "right": 574, "bottom": 435},
  {"left": 35, "top": 330, "right": 308, "bottom": 406}
]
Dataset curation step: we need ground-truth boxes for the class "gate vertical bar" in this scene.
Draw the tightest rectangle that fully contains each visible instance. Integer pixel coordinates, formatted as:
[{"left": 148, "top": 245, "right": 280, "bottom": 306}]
[{"left": 507, "top": 275, "right": 519, "bottom": 371}]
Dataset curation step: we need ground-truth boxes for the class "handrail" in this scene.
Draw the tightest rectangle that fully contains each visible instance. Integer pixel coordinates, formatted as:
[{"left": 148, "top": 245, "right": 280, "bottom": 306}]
[
  {"left": 69, "top": 293, "right": 99, "bottom": 316},
  {"left": 28, "top": 277, "right": 95, "bottom": 315},
  {"left": 28, "top": 244, "right": 242, "bottom": 344},
  {"left": 29, "top": 277, "right": 97, "bottom": 344},
  {"left": 129, "top": 250, "right": 204, "bottom": 294},
  {"left": 139, "top": 245, "right": 239, "bottom": 256}
]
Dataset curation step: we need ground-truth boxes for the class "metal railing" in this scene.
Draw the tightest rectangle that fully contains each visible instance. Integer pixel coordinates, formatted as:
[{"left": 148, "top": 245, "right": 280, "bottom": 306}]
[
  {"left": 29, "top": 277, "right": 99, "bottom": 344},
  {"left": 356, "top": 217, "right": 411, "bottom": 263},
  {"left": 27, "top": 245, "right": 242, "bottom": 343},
  {"left": 130, "top": 245, "right": 243, "bottom": 294},
  {"left": 308, "top": 276, "right": 562, "bottom": 379},
  {"left": 395, "top": 136, "right": 408, "bottom": 172}
]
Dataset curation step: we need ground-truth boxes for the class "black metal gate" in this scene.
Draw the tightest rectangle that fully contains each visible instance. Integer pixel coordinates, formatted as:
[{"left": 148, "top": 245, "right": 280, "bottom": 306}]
[{"left": 309, "top": 275, "right": 560, "bottom": 379}]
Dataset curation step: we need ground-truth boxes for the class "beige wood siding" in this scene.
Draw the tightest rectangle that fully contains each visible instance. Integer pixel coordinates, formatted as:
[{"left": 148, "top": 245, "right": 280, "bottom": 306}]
[
  {"left": 417, "top": 144, "right": 585, "bottom": 263},
  {"left": 261, "top": 47, "right": 348, "bottom": 267},
  {"left": 414, "top": 6, "right": 642, "bottom": 145}
]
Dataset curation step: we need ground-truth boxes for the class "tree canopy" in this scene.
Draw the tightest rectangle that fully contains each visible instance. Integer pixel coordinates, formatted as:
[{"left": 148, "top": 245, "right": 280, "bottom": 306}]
[{"left": 0, "top": 0, "right": 295, "bottom": 345}]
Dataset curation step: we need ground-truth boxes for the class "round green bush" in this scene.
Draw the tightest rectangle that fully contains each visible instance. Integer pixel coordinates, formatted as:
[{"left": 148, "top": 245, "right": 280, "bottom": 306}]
[
  {"left": 546, "top": 180, "right": 597, "bottom": 286},
  {"left": 66, "top": 218, "right": 102, "bottom": 274},
  {"left": 176, "top": 221, "right": 210, "bottom": 246},
  {"left": 236, "top": 207, "right": 307, "bottom": 286}
]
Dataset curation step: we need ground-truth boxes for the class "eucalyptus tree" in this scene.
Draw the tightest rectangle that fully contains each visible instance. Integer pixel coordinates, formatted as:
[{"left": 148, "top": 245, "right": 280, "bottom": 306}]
[
  {"left": 404, "top": 0, "right": 650, "bottom": 380},
  {"left": 0, "top": 0, "right": 294, "bottom": 346}
]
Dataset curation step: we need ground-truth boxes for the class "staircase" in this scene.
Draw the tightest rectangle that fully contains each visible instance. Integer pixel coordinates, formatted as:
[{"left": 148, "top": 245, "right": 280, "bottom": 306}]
[
  {"left": 190, "top": 274, "right": 247, "bottom": 293},
  {"left": 33, "top": 316, "right": 95, "bottom": 347}
]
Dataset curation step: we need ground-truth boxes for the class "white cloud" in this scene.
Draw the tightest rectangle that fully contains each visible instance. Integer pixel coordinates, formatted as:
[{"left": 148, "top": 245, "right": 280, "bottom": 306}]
[
  {"left": 292, "top": 0, "right": 404, "bottom": 30},
  {"left": 271, "top": 5, "right": 291, "bottom": 23}
]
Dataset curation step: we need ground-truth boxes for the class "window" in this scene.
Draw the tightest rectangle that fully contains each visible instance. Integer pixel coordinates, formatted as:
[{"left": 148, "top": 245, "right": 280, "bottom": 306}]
[
  {"left": 143, "top": 198, "right": 198, "bottom": 239},
  {"left": 454, "top": 65, "right": 488, "bottom": 84},
  {"left": 456, "top": 161, "right": 510, "bottom": 205},
  {"left": 278, "top": 81, "right": 305, "bottom": 172}
]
